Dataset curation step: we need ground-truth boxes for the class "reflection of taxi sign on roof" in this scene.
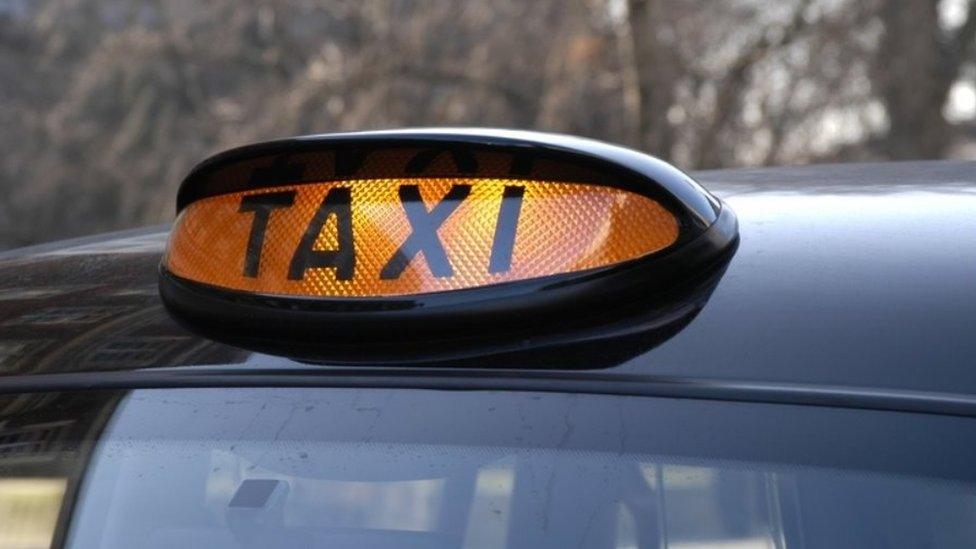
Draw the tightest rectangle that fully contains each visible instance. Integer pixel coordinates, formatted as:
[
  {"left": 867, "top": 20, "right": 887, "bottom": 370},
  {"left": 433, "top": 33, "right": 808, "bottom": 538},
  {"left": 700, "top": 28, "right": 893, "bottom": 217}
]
[{"left": 159, "top": 129, "right": 737, "bottom": 362}]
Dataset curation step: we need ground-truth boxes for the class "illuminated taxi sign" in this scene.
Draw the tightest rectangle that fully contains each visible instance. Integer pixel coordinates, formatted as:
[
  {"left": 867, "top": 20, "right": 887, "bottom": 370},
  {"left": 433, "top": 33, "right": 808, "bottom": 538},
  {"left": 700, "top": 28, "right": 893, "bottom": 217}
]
[
  {"left": 158, "top": 129, "right": 737, "bottom": 357},
  {"left": 165, "top": 178, "right": 679, "bottom": 297}
]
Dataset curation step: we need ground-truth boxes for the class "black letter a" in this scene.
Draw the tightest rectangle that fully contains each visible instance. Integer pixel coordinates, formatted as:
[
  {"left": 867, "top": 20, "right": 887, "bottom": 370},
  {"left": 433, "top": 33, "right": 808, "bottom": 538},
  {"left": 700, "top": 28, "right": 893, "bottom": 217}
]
[{"left": 288, "top": 187, "right": 355, "bottom": 281}]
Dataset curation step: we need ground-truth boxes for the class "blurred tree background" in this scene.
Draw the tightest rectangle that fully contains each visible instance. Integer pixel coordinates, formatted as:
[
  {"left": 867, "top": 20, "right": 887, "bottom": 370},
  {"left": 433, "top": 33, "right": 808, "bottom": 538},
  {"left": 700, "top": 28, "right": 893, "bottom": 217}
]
[{"left": 0, "top": 0, "right": 974, "bottom": 249}]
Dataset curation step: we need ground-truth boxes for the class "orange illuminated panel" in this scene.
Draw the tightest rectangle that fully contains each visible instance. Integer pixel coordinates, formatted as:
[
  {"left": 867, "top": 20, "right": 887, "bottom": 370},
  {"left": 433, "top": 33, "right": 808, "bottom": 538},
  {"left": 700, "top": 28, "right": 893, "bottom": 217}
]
[{"left": 164, "top": 178, "right": 679, "bottom": 297}]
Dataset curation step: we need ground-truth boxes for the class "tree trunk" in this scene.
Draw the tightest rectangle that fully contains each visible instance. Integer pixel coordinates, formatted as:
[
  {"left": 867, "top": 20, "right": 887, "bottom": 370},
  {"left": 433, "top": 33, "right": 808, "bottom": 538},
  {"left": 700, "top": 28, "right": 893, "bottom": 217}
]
[
  {"left": 875, "top": 1, "right": 953, "bottom": 159},
  {"left": 626, "top": 0, "right": 678, "bottom": 159}
]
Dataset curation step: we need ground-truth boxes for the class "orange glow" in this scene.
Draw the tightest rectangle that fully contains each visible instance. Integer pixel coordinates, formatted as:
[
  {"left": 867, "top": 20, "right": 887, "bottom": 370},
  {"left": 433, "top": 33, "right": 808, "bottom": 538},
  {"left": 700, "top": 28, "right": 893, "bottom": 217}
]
[{"left": 164, "top": 178, "right": 679, "bottom": 297}]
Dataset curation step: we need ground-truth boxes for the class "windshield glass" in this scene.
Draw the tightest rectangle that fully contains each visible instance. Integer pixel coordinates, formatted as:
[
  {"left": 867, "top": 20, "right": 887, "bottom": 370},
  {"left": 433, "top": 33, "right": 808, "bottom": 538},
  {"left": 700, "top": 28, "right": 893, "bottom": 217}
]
[
  {"left": 70, "top": 439, "right": 976, "bottom": 548},
  {"left": 5, "top": 388, "right": 964, "bottom": 548}
]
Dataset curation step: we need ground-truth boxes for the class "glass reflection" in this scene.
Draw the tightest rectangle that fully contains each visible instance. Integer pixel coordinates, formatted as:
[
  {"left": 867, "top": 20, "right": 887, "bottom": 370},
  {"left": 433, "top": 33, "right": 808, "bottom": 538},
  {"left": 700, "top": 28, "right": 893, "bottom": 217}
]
[
  {"left": 0, "top": 478, "right": 66, "bottom": 549},
  {"left": 65, "top": 437, "right": 976, "bottom": 548},
  {"left": 37, "top": 388, "right": 976, "bottom": 548},
  {"left": 0, "top": 232, "right": 250, "bottom": 376},
  {"left": 0, "top": 392, "right": 123, "bottom": 548},
  {"left": 1, "top": 388, "right": 975, "bottom": 548}
]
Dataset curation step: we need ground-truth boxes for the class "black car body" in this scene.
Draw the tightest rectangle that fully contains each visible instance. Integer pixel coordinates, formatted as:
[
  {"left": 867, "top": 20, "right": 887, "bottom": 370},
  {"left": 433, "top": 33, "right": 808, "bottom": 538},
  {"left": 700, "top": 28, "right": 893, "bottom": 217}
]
[{"left": 0, "top": 160, "right": 974, "bottom": 548}]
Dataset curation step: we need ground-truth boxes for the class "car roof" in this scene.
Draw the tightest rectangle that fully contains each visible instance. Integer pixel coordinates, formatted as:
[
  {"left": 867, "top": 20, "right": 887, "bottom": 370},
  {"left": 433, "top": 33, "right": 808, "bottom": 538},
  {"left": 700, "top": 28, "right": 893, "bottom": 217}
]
[{"left": 0, "top": 160, "right": 973, "bottom": 413}]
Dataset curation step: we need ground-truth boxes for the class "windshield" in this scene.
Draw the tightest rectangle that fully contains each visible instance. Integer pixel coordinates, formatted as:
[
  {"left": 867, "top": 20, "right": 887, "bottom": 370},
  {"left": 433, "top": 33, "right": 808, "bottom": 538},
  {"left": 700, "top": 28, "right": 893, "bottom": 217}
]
[{"left": 1, "top": 388, "right": 970, "bottom": 548}]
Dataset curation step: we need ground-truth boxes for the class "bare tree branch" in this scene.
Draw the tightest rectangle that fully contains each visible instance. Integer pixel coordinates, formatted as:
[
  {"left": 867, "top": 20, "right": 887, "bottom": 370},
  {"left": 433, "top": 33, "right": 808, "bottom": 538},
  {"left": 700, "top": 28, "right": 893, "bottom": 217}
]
[{"left": 695, "top": 0, "right": 814, "bottom": 168}]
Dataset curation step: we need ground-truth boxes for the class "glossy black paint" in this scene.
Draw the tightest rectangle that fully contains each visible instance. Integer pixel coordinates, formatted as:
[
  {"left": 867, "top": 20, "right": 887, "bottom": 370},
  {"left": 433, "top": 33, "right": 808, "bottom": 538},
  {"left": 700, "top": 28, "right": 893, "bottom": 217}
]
[
  {"left": 158, "top": 207, "right": 736, "bottom": 364},
  {"left": 2, "top": 159, "right": 974, "bottom": 548},
  {"left": 634, "top": 161, "right": 976, "bottom": 395},
  {"left": 162, "top": 130, "right": 738, "bottom": 355},
  {"left": 159, "top": 258, "right": 727, "bottom": 367},
  {"left": 0, "top": 161, "right": 973, "bottom": 401}
]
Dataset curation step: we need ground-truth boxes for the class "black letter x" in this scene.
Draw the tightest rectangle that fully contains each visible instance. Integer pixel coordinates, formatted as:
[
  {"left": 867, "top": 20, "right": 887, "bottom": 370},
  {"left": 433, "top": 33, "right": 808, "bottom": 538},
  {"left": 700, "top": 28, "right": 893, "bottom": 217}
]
[{"left": 380, "top": 185, "right": 471, "bottom": 279}]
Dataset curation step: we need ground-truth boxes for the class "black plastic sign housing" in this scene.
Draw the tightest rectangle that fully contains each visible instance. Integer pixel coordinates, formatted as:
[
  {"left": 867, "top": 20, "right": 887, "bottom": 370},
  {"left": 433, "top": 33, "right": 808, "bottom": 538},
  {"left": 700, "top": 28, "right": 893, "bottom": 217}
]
[{"left": 159, "top": 129, "right": 738, "bottom": 365}]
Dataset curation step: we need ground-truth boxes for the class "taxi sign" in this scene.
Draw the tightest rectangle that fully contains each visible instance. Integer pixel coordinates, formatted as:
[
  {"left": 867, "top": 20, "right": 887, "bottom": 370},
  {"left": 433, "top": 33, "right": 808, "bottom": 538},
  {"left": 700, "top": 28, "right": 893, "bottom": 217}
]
[
  {"left": 166, "top": 178, "right": 680, "bottom": 297},
  {"left": 158, "top": 129, "right": 737, "bottom": 355}
]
